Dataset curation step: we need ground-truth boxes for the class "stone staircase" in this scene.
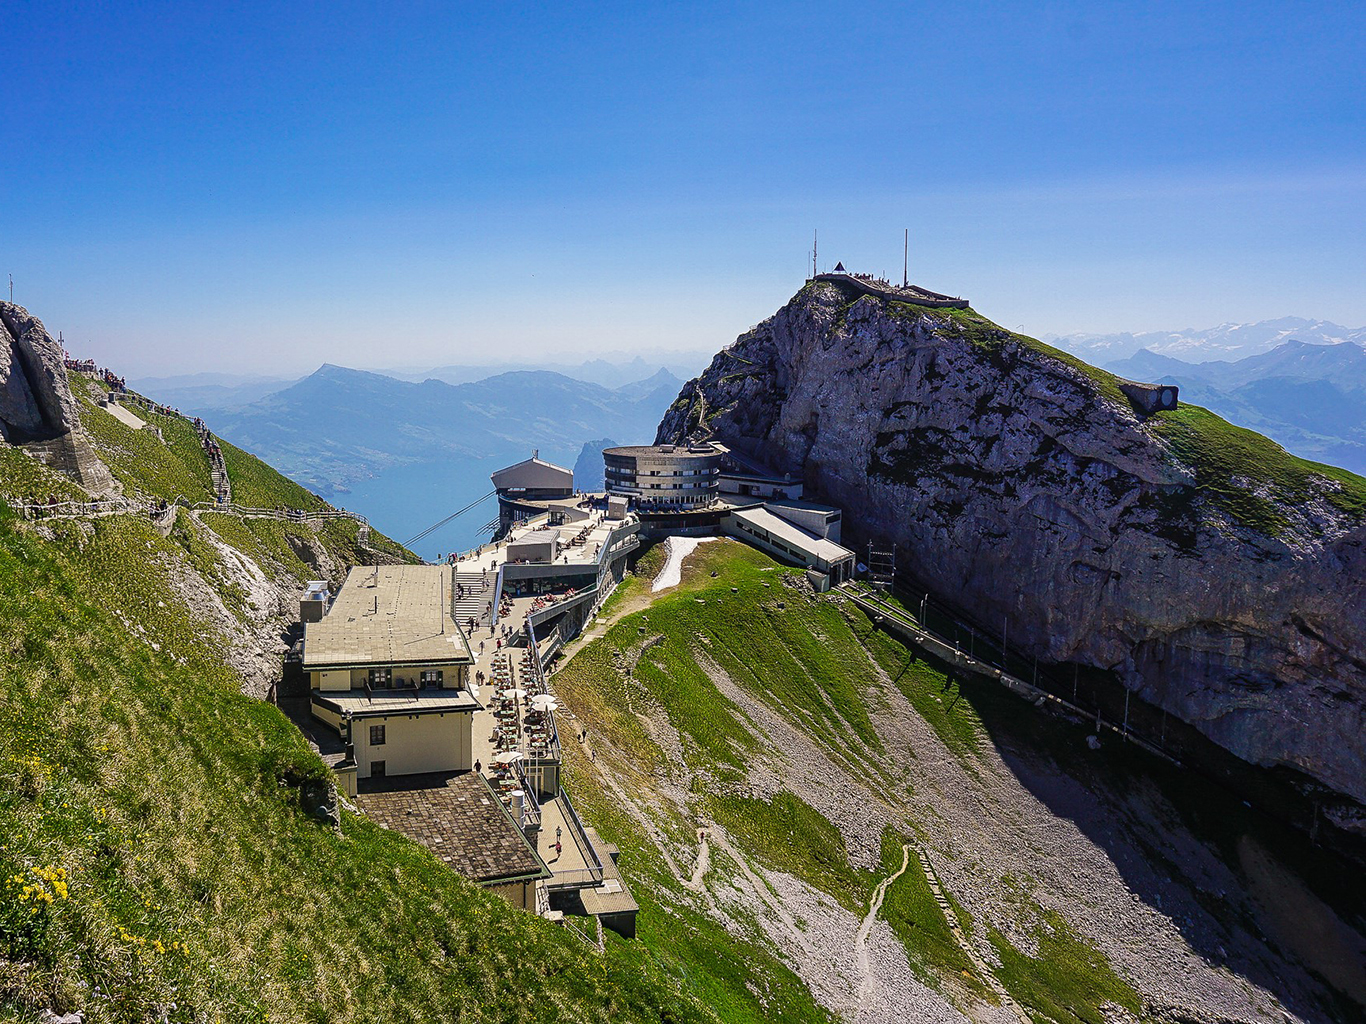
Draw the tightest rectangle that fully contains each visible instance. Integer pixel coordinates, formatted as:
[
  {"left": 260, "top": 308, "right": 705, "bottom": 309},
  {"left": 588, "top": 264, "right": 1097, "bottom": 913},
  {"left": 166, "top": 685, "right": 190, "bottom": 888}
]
[
  {"left": 208, "top": 450, "right": 231, "bottom": 503},
  {"left": 453, "top": 571, "right": 494, "bottom": 628}
]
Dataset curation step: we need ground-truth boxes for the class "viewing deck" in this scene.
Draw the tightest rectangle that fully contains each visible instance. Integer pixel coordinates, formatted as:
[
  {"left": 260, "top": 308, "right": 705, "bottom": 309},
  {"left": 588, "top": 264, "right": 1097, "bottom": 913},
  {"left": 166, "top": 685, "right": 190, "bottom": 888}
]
[{"left": 814, "top": 271, "right": 969, "bottom": 309}]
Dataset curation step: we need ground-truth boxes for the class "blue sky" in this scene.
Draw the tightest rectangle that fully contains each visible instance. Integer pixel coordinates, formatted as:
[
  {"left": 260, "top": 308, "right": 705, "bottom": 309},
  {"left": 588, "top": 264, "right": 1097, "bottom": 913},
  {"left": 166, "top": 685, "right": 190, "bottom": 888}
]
[{"left": 5, "top": 1, "right": 1365, "bottom": 376}]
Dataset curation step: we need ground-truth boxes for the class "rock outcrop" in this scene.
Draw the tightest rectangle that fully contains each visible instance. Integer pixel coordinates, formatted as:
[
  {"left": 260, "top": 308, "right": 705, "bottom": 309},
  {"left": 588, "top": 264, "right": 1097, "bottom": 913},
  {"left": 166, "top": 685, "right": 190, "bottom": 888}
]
[
  {"left": 0, "top": 302, "right": 112, "bottom": 492},
  {"left": 657, "top": 279, "right": 1366, "bottom": 812}
]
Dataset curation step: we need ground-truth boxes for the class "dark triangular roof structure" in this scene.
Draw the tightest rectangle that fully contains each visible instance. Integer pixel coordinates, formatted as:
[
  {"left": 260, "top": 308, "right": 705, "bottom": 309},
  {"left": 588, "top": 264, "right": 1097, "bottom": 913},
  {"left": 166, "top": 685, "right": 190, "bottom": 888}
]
[
  {"left": 833, "top": 261, "right": 847, "bottom": 272},
  {"left": 490, "top": 454, "right": 573, "bottom": 491}
]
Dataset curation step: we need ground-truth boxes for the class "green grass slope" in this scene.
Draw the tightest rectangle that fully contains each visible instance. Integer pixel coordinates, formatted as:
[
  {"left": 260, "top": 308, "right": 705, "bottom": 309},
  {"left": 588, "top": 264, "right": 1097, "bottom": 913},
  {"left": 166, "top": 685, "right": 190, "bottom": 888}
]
[
  {"left": 554, "top": 541, "right": 1141, "bottom": 1024},
  {"left": 0, "top": 503, "right": 717, "bottom": 1023},
  {"left": 69, "top": 378, "right": 216, "bottom": 503},
  {"left": 0, "top": 400, "right": 715, "bottom": 1022}
]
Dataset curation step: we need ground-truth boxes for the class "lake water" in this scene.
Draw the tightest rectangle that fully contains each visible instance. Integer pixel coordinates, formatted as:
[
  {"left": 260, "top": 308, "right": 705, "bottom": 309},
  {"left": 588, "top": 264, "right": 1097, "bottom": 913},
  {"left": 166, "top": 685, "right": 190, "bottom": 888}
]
[
  {"left": 332, "top": 459, "right": 503, "bottom": 561},
  {"left": 332, "top": 447, "right": 583, "bottom": 561}
]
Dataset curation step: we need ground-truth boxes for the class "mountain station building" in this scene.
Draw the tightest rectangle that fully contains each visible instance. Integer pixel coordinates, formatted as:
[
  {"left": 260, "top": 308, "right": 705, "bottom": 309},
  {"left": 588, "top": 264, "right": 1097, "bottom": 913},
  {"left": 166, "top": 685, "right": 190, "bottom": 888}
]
[{"left": 302, "top": 564, "right": 480, "bottom": 785}]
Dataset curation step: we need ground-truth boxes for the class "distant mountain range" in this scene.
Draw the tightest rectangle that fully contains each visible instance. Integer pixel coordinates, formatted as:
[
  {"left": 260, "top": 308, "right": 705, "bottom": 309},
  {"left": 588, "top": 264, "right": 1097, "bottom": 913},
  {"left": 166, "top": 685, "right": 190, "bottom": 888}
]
[
  {"left": 381, "top": 355, "right": 708, "bottom": 389},
  {"left": 130, "top": 356, "right": 704, "bottom": 415},
  {"left": 1103, "top": 340, "right": 1366, "bottom": 474},
  {"left": 125, "top": 372, "right": 298, "bottom": 412},
  {"left": 1049, "top": 316, "right": 1366, "bottom": 364},
  {"left": 126, "top": 357, "right": 689, "bottom": 554},
  {"left": 208, "top": 365, "right": 683, "bottom": 495}
]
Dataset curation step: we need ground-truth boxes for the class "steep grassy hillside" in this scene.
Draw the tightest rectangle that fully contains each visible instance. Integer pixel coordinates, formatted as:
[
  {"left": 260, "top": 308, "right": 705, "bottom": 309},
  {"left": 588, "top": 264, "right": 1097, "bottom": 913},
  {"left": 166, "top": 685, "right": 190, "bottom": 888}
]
[
  {"left": 552, "top": 542, "right": 1152, "bottom": 1024},
  {"left": 0, "top": 404, "right": 718, "bottom": 1022},
  {"left": 552, "top": 539, "right": 1366, "bottom": 1024}
]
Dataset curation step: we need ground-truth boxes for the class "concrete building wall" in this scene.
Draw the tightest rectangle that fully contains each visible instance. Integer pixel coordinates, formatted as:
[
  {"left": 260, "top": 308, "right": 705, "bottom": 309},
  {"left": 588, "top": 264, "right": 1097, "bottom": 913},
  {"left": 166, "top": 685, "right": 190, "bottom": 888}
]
[
  {"left": 507, "top": 536, "right": 557, "bottom": 563},
  {"left": 316, "top": 669, "right": 351, "bottom": 692},
  {"left": 719, "top": 474, "right": 802, "bottom": 501},
  {"left": 355, "top": 711, "right": 472, "bottom": 778},
  {"left": 724, "top": 514, "right": 855, "bottom": 583},
  {"left": 604, "top": 446, "right": 722, "bottom": 506},
  {"left": 312, "top": 663, "right": 469, "bottom": 692},
  {"left": 312, "top": 702, "right": 345, "bottom": 732},
  {"left": 768, "top": 504, "right": 842, "bottom": 542},
  {"left": 487, "top": 880, "right": 536, "bottom": 910}
]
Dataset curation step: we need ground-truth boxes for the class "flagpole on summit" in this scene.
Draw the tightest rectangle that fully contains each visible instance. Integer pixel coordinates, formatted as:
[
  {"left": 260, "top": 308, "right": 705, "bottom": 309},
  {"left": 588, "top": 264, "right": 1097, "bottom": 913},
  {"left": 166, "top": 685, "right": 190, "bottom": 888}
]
[{"left": 903, "top": 229, "right": 908, "bottom": 289}]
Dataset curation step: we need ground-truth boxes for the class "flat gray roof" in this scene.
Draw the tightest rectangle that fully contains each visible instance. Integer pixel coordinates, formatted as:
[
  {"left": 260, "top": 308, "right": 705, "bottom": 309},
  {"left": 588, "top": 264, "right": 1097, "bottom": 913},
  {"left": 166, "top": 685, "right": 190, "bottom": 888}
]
[
  {"left": 731, "top": 506, "right": 855, "bottom": 564},
  {"left": 579, "top": 826, "right": 639, "bottom": 916},
  {"left": 303, "top": 564, "right": 475, "bottom": 669},
  {"left": 313, "top": 689, "right": 481, "bottom": 719},
  {"left": 603, "top": 444, "right": 719, "bottom": 458},
  {"left": 765, "top": 497, "right": 841, "bottom": 515}
]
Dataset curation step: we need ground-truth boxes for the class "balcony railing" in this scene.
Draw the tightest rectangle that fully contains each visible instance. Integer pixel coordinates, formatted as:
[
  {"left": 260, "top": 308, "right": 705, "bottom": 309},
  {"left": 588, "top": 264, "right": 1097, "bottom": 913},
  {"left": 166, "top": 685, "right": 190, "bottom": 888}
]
[{"left": 544, "top": 789, "right": 605, "bottom": 890}]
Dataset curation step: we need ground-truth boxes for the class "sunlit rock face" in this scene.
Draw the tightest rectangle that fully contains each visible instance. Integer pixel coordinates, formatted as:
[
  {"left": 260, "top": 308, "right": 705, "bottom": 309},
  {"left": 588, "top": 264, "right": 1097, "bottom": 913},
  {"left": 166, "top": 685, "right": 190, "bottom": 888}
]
[
  {"left": 657, "top": 280, "right": 1366, "bottom": 814},
  {"left": 0, "top": 302, "right": 113, "bottom": 491}
]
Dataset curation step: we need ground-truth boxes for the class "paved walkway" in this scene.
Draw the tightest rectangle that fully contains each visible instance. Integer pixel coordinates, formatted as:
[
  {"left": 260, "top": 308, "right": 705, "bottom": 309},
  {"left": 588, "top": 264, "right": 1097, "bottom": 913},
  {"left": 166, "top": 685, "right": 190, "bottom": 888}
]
[{"left": 105, "top": 402, "right": 146, "bottom": 430}]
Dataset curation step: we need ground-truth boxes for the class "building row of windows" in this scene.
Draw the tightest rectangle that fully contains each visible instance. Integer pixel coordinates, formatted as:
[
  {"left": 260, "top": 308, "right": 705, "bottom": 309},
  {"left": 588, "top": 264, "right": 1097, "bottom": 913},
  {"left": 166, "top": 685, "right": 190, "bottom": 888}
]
[
  {"left": 605, "top": 468, "right": 718, "bottom": 480},
  {"left": 366, "top": 667, "right": 443, "bottom": 687}
]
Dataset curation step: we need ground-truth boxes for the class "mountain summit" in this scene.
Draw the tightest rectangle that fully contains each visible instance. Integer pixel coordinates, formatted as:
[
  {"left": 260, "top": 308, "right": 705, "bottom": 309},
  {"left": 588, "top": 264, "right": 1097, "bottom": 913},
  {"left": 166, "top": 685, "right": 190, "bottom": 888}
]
[{"left": 658, "top": 278, "right": 1366, "bottom": 825}]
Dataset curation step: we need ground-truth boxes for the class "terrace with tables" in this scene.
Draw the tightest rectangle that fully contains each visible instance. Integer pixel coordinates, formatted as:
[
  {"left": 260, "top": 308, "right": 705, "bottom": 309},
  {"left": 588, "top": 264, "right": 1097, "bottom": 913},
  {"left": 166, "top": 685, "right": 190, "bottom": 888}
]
[{"left": 465, "top": 621, "right": 620, "bottom": 916}]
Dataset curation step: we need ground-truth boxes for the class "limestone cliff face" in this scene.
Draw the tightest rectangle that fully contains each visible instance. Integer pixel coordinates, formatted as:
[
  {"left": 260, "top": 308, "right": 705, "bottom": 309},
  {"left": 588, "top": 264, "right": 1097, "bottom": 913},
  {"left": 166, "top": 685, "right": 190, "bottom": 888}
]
[
  {"left": 0, "top": 302, "right": 113, "bottom": 492},
  {"left": 657, "top": 280, "right": 1366, "bottom": 812}
]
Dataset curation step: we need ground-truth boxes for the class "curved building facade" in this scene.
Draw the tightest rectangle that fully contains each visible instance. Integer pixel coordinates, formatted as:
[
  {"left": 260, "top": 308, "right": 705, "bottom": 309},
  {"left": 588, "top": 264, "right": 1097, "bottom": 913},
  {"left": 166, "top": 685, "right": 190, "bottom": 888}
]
[{"left": 603, "top": 444, "right": 721, "bottom": 507}]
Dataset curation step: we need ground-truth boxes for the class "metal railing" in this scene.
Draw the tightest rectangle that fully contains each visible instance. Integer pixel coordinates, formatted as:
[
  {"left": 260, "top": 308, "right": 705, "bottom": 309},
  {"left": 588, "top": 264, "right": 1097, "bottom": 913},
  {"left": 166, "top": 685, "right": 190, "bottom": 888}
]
[
  {"left": 843, "top": 582, "right": 1178, "bottom": 764},
  {"left": 545, "top": 789, "right": 604, "bottom": 890},
  {"left": 192, "top": 501, "right": 368, "bottom": 526},
  {"left": 508, "top": 759, "right": 542, "bottom": 829}
]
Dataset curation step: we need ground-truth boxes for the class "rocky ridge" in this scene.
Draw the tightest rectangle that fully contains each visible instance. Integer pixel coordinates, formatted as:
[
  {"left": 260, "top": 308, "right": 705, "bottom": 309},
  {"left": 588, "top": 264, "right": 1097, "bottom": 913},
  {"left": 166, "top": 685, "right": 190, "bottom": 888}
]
[
  {"left": 0, "top": 301, "right": 113, "bottom": 491},
  {"left": 656, "top": 279, "right": 1366, "bottom": 819}
]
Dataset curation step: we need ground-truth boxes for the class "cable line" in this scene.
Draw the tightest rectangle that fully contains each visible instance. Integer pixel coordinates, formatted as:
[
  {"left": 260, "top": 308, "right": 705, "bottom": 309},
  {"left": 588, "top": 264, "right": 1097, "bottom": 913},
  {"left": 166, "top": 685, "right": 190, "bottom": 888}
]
[{"left": 403, "top": 490, "right": 497, "bottom": 548}]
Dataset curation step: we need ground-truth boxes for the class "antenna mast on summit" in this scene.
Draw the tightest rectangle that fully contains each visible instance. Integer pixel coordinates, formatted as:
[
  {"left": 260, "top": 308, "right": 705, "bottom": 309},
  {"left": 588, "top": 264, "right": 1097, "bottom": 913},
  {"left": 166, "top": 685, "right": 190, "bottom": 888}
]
[
  {"left": 812, "top": 230, "right": 818, "bottom": 278},
  {"left": 903, "top": 229, "right": 908, "bottom": 289}
]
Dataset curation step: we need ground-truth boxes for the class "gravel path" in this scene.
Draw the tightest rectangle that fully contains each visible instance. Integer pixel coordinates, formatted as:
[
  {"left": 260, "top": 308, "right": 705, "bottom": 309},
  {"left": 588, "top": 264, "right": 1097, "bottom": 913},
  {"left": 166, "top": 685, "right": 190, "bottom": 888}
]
[{"left": 857, "top": 844, "right": 911, "bottom": 1010}]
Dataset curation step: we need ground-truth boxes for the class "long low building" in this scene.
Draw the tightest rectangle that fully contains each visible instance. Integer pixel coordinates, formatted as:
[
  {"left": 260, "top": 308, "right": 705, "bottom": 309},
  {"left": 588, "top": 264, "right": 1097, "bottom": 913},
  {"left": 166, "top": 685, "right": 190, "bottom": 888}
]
[{"left": 724, "top": 505, "right": 856, "bottom": 585}]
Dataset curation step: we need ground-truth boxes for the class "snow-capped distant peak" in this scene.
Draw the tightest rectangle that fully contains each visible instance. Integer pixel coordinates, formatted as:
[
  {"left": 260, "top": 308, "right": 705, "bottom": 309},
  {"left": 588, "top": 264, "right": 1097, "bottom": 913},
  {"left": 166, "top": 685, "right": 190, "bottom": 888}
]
[{"left": 1050, "top": 317, "right": 1366, "bottom": 364}]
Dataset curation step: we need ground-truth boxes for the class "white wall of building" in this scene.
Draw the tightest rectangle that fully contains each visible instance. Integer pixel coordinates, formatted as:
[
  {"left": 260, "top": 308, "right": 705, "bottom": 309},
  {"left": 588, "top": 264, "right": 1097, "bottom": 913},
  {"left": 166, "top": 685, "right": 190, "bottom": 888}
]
[{"left": 355, "top": 711, "right": 472, "bottom": 778}]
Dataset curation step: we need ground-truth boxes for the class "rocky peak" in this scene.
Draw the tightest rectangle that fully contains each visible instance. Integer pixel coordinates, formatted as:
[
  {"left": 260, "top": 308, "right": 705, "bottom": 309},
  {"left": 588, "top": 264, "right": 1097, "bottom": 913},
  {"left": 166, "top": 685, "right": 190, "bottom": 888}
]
[
  {"left": 657, "top": 279, "right": 1366, "bottom": 815},
  {"left": 0, "top": 302, "right": 83, "bottom": 439},
  {"left": 0, "top": 302, "right": 112, "bottom": 492}
]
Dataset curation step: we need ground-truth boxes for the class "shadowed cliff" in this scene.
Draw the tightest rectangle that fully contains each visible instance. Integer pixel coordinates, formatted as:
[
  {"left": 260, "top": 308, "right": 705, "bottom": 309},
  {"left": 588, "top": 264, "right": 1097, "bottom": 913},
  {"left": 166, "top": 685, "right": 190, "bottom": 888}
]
[
  {"left": 0, "top": 302, "right": 113, "bottom": 491},
  {"left": 656, "top": 278, "right": 1366, "bottom": 825}
]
